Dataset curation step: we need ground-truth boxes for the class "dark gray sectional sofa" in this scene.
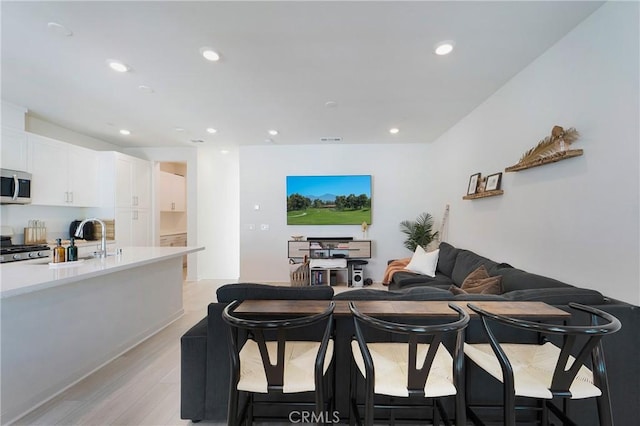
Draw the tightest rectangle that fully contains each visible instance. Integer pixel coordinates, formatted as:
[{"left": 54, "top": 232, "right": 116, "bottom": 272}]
[
  {"left": 180, "top": 243, "right": 639, "bottom": 425},
  {"left": 385, "top": 242, "right": 607, "bottom": 305}
]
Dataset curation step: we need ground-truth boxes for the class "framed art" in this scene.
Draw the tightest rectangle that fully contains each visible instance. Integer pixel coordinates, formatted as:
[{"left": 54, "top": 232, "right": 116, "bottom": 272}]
[
  {"left": 485, "top": 172, "right": 502, "bottom": 191},
  {"left": 467, "top": 173, "right": 481, "bottom": 195}
]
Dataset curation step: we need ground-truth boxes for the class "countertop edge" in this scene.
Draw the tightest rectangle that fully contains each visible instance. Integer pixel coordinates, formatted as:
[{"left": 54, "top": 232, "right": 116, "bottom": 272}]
[{"left": 1, "top": 246, "right": 204, "bottom": 299}]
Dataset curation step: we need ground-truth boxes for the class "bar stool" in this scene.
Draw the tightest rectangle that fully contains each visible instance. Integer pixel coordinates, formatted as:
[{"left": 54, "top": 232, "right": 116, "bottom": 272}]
[
  {"left": 349, "top": 301, "right": 469, "bottom": 426},
  {"left": 222, "top": 300, "right": 335, "bottom": 425},
  {"left": 464, "top": 302, "right": 621, "bottom": 426}
]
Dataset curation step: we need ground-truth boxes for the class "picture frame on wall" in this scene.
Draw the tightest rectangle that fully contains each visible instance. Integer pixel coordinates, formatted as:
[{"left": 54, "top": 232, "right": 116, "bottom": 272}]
[
  {"left": 485, "top": 172, "right": 502, "bottom": 191},
  {"left": 467, "top": 173, "right": 481, "bottom": 195}
]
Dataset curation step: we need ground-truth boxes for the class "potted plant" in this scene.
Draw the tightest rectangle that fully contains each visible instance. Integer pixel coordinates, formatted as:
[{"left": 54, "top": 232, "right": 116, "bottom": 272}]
[{"left": 399, "top": 212, "right": 439, "bottom": 252}]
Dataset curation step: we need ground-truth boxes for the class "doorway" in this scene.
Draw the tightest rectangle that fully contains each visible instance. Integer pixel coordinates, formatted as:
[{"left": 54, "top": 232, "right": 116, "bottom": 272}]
[{"left": 157, "top": 162, "right": 188, "bottom": 272}]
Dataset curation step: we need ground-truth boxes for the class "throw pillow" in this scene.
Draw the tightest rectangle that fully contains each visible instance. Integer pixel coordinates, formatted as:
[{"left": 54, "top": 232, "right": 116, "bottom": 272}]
[
  {"left": 450, "top": 265, "right": 502, "bottom": 295},
  {"left": 405, "top": 246, "right": 439, "bottom": 277}
]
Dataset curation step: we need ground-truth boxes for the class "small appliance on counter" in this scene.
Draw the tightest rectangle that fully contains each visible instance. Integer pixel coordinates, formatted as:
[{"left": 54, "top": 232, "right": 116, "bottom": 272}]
[
  {"left": 0, "top": 226, "right": 51, "bottom": 263},
  {"left": 69, "top": 220, "right": 96, "bottom": 240}
]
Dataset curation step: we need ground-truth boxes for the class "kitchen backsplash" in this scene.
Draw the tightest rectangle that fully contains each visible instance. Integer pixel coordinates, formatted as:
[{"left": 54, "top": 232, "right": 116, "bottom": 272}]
[{"left": 0, "top": 204, "right": 109, "bottom": 243}]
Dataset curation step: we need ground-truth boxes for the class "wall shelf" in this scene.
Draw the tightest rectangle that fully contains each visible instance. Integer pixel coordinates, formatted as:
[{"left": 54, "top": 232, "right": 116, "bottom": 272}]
[
  {"left": 463, "top": 190, "right": 504, "bottom": 200},
  {"left": 505, "top": 149, "right": 583, "bottom": 172}
]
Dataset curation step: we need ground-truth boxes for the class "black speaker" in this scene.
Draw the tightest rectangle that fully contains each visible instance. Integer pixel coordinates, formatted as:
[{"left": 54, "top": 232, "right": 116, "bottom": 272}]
[{"left": 352, "top": 268, "right": 364, "bottom": 287}]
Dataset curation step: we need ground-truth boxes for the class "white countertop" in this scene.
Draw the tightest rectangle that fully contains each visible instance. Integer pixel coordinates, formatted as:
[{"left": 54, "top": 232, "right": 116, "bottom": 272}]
[{"left": 0, "top": 246, "right": 204, "bottom": 299}]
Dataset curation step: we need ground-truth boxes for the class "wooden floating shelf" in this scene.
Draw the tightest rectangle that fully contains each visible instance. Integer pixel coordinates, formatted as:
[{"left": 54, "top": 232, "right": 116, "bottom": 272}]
[
  {"left": 463, "top": 190, "right": 504, "bottom": 200},
  {"left": 505, "top": 149, "right": 584, "bottom": 172}
]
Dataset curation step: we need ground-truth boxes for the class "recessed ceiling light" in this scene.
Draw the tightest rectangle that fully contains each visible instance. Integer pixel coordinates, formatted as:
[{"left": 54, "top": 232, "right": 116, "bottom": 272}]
[
  {"left": 220, "top": 150, "right": 229, "bottom": 154},
  {"left": 206, "top": 127, "right": 218, "bottom": 134},
  {"left": 200, "top": 47, "right": 220, "bottom": 62},
  {"left": 137, "top": 85, "right": 154, "bottom": 93},
  {"left": 389, "top": 128, "right": 400, "bottom": 134},
  {"left": 107, "top": 60, "right": 131, "bottom": 73},
  {"left": 119, "top": 129, "right": 131, "bottom": 135},
  {"left": 47, "top": 22, "right": 73, "bottom": 37},
  {"left": 325, "top": 100, "right": 338, "bottom": 108},
  {"left": 268, "top": 129, "right": 279, "bottom": 136},
  {"left": 434, "top": 41, "right": 455, "bottom": 56},
  {"left": 174, "top": 127, "right": 185, "bottom": 132}
]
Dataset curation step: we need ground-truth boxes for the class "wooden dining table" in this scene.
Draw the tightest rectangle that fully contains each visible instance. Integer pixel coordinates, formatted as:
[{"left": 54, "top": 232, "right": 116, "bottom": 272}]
[{"left": 235, "top": 299, "right": 571, "bottom": 319}]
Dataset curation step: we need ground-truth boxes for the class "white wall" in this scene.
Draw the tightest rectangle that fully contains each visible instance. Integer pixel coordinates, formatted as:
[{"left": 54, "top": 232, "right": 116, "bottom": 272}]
[
  {"left": 426, "top": 2, "right": 639, "bottom": 305},
  {"left": 239, "top": 143, "right": 437, "bottom": 283},
  {"left": 196, "top": 146, "right": 240, "bottom": 281},
  {"left": 26, "top": 115, "right": 119, "bottom": 151}
]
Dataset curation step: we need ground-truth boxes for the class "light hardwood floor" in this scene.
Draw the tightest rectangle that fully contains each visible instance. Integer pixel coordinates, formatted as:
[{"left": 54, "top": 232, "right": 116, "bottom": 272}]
[
  {"left": 14, "top": 278, "right": 231, "bottom": 426},
  {"left": 13, "top": 279, "right": 383, "bottom": 425}
]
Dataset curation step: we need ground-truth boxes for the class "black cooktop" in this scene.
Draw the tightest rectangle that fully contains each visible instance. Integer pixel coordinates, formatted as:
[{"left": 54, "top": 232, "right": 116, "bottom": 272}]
[{"left": 1, "top": 244, "right": 51, "bottom": 254}]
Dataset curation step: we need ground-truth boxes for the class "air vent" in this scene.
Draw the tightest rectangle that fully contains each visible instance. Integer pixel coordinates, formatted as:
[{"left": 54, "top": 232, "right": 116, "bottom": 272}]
[
  {"left": 190, "top": 139, "right": 205, "bottom": 144},
  {"left": 320, "top": 137, "right": 342, "bottom": 142}
]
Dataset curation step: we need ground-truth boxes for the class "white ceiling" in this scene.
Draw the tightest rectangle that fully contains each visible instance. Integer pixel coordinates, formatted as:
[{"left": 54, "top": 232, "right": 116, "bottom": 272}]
[{"left": 1, "top": 1, "right": 603, "bottom": 149}]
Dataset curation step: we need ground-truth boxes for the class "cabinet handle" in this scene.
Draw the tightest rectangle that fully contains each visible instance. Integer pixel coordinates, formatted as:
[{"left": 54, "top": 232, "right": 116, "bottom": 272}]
[
  {"left": 171, "top": 202, "right": 175, "bottom": 211},
  {"left": 12, "top": 174, "right": 19, "bottom": 200},
  {"left": 69, "top": 191, "right": 73, "bottom": 203}
]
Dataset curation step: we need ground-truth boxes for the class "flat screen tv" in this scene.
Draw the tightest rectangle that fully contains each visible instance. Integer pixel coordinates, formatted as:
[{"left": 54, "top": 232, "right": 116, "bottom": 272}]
[{"left": 286, "top": 175, "right": 372, "bottom": 225}]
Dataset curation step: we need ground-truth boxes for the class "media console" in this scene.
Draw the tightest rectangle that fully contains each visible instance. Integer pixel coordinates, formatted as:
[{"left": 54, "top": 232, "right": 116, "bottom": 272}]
[{"left": 288, "top": 238, "right": 372, "bottom": 285}]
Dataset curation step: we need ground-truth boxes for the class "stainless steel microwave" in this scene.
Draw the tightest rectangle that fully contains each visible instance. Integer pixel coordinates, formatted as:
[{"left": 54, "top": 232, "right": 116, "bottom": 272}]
[{"left": 0, "top": 168, "right": 32, "bottom": 204}]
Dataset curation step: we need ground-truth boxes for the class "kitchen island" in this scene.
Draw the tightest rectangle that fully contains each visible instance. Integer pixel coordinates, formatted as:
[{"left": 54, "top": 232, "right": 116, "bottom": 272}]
[{"left": 0, "top": 245, "right": 204, "bottom": 424}]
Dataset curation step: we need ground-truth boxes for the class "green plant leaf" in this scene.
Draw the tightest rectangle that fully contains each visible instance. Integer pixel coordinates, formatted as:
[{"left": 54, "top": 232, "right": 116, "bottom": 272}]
[{"left": 399, "top": 212, "right": 439, "bottom": 252}]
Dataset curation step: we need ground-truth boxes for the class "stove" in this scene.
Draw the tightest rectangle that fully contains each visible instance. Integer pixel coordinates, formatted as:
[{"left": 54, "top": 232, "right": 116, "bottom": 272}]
[{"left": 0, "top": 234, "right": 51, "bottom": 263}]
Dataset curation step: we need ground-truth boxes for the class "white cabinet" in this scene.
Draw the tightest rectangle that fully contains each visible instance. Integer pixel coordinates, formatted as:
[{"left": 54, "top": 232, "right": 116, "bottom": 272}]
[
  {"left": 116, "top": 207, "right": 150, "bottom": 246},
  {"left": 158, "top": 171, "right": 186, "bottom": 212},
  {"left": 1, "top": 127, "right": 29, "bottom": 171},
  {"left": 103, "top": 152, "right": 152, "bottom": 247},
  {"left": 28, "top": 133, "right": 99, "bottom": 207},
  {"left": 115, "top": 155, "right": 151, "bottom": 209}
]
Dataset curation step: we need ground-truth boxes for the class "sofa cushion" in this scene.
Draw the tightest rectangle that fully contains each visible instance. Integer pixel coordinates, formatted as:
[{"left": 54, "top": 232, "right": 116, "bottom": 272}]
[
  {"left": 406, "top": 246, "right": 439, "bottom": 277},
  {"left": 216, "top": 283, "right": 334, "bottom": 303},
  {"left": 503, "top": 287, "right": 605, "bottom": 305},
  {"left": 451, "top": 250, "right": 499, "bottom": 286},
  {"left": 451, "top": 265, "right": 503, "bottom": 295},
  {"left": 496, "top": 269, "right": 571, "bottom": 293},
  {"left": 389, "top": 271, "right": 454, "bottom": 291},
  {"left": 436, "top": 242, "right": 459, "bottom": 277},
  {"left": 334, "top": 286, "right": 452, "bottom": 301}
]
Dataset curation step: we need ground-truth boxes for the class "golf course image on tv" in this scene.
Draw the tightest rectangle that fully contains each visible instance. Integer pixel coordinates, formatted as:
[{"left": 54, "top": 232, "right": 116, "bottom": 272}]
[{"left": 287, "top": 175, "right": 372, "bottom": 225}]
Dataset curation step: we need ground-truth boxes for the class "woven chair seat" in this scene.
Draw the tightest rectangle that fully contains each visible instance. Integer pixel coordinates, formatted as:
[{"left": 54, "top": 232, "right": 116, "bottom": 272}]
[
  {"left": 351, "top": 341, "right": 456, "bottom": 398},
  {"left": 464, "top": 342, "right": 600, "bottom": 400},
  {"left": 237, "top": 339, "right": 334, "bottom": 394}
]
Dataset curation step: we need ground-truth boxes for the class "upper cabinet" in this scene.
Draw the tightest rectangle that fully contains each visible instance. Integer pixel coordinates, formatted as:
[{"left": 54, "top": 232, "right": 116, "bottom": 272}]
[
  {"left": 158, "top": 171, "right": 186, "bottom": 212},
  {"left": 115, "top": 154, "right": 151, "bottom": 209},
  {"left": 1, "top": 127, "right": 29, "bottom": 171},
  {"left": 28, "top": 133, "right": 99, "bottom": 207},
  {"left": 1, "top": 102, "right": 28, "bottom": 171}
]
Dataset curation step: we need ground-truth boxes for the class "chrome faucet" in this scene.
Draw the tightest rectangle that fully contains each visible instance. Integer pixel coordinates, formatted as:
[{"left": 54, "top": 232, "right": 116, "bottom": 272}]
[{"left": 74, "top": 218, "right": 107, "bottom": 258}]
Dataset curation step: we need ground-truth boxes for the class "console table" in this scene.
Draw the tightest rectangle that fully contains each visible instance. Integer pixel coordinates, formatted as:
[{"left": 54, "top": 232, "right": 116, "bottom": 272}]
[{"left": 288, "top": 238, "right": 372, "bottom": 286}]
